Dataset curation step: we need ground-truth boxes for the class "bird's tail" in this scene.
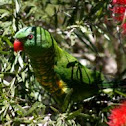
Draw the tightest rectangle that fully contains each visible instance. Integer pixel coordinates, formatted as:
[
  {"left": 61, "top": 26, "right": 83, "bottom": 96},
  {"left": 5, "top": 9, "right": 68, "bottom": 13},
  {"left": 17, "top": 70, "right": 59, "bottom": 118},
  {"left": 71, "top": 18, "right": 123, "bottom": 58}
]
[{"left": 99, "top": 77, "right": 126, "bottom": 94}]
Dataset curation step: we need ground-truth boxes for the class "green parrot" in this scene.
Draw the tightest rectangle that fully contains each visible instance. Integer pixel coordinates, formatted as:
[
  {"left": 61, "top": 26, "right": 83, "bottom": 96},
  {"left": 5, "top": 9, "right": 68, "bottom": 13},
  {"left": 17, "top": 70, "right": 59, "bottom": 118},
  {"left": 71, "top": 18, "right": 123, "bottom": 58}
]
[{"left": 13, "top": 26, "right": 109, "bottom": 106}]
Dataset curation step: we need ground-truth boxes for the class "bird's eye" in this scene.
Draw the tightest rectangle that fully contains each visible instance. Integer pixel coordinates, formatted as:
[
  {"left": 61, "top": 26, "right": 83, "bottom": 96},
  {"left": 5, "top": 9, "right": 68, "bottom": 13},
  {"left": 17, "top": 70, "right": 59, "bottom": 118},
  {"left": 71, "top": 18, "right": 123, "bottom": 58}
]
[{"left": 27, "top": 34, "right": 33, "bottom": 40}]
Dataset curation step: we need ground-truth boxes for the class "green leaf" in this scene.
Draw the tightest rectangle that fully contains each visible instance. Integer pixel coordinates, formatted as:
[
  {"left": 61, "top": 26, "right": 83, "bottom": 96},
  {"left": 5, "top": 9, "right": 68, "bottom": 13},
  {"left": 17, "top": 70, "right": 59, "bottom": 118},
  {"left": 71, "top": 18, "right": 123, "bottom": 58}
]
[{"left": 23, "top": 102, "right": 45, "bottom": 116}]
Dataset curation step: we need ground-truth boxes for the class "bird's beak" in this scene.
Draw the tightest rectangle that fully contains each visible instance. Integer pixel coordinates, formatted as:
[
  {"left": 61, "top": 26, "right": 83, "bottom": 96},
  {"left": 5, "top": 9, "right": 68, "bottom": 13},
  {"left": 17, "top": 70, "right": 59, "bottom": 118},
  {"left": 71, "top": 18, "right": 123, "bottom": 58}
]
[{"left": 13, "top": 39, "right": 24, "bottom": 52}]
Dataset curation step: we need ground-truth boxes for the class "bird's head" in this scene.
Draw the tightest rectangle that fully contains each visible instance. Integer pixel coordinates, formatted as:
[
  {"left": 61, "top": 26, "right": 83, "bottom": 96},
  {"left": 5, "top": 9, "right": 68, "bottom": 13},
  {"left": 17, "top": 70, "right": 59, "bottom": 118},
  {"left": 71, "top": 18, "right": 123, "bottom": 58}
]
[{"left": 14, "top": 27, "right": 55, "bottom": 55}]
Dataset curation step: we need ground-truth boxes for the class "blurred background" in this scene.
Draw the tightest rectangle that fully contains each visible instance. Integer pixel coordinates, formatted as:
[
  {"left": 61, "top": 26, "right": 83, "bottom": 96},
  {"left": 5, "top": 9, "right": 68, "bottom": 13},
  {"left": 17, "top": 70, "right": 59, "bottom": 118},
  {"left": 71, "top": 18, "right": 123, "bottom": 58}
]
[{"left": 0, "top": 0, "right": 126, "bottom": 125}]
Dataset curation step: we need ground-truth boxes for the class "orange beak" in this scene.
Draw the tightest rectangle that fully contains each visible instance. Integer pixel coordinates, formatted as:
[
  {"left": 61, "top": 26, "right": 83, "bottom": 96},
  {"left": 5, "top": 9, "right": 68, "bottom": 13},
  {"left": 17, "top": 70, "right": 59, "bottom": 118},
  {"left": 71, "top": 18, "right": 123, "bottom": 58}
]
[{"left": 13, "top": 39, "right": 23, "bottom": 52}]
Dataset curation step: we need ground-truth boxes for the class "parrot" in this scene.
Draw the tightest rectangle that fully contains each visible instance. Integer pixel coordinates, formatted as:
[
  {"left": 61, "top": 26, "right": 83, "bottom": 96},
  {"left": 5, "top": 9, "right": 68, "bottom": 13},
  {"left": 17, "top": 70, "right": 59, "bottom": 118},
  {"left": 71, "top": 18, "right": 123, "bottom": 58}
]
[{"left": 13, "top": 26, "right": 111, "bottom": 107}]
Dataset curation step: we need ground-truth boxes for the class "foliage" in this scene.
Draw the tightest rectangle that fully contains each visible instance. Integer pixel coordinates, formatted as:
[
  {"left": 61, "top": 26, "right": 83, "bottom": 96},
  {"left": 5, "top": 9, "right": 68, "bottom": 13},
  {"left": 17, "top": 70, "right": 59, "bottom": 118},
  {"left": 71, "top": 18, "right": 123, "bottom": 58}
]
[{"left": 0, "top": 0, "right": 126, "bottom": 125}]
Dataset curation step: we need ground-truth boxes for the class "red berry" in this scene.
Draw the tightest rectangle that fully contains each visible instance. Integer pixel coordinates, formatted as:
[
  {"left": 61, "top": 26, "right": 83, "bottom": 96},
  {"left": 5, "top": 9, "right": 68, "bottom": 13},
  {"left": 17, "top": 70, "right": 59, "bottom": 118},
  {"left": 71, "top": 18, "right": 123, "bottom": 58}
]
[{"left": 13, "top": 39, "right": 24, "bottom": 52}]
